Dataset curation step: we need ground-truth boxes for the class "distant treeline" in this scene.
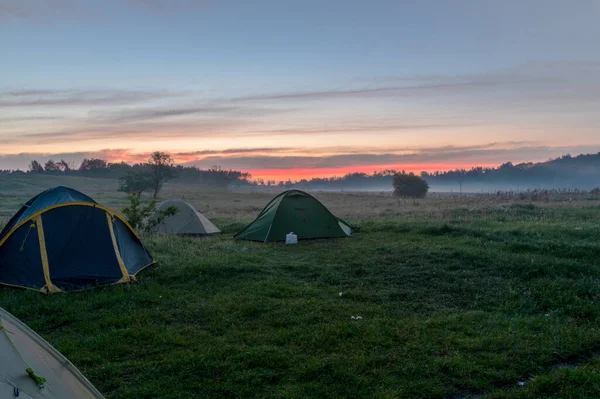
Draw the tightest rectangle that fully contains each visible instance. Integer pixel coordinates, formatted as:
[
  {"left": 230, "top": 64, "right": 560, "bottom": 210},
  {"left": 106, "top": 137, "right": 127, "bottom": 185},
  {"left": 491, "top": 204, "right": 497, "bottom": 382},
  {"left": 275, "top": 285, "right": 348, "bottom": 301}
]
[
  {"left": 289, "top": 153, "right": 600, "bottom": 191},
  {"left": 7, "top": 158, "right": 252, "bottom": 187},
  {"left": 2, "top": 152, "right": 600, "bottom": 191}
]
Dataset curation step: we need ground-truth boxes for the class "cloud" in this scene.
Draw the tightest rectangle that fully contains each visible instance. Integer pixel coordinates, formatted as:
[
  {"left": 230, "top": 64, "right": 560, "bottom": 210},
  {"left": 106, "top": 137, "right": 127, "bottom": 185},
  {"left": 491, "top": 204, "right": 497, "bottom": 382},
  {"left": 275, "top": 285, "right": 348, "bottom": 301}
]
[
  {"left": 0, "top": 118, "right": 464, "bottom": 148},
  {"left": 1, "top": 119, "right": 239, "bottom": 145},
  {"left": 2, "top": 143, "right": 598, "bottom": 175},
  {"left": 92, "top": 103, "right": 286, "bottom": 124},
  {"left": 175, "top": 147, "right": 294, "bottom": 156},
  {"left": 78, "top": 143, "right": 544, "bottom": 167},
  {"left": 0, "top": 116, "right": 65, "bottom": 122},
  {"left": 230, "top": 75, "right": 557, "bottom": 103},
  {"left": 93, "top": 105, "right": 240, "bottom": 123},
  {"left": 127, "top": 0, "right": 209, "bottom": 12},
  {"left": 248, "top": 123, "right": 472, "bottom": 135},
  {"left": 177, "top": 142, "right": 536, "bottom": 159},
  {"left": 0, "top": 99, "right": 293, "bottom": 147},
  {"left": 223, "top": 62, "right": 600, "bottom": 123},
  {"left": 2, "top": 60, "right": 599, "bottom": 156},
  {"left": 0, "top": 0, "right": 88, "bottom": 21},
  {"left": 183, "top": 144, "right": 600, "bottom": 170},
  {"left": 0, "top": 0, "right": 206, "bottom": 21},
  {"left": 0, "top": 89, "right": 175, "bottom": 107}
]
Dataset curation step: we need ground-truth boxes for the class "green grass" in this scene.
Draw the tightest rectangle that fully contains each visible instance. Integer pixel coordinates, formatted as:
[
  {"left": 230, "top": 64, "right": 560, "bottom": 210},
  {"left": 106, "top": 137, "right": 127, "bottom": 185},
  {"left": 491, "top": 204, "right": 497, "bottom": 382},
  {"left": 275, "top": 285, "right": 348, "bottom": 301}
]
[{"left": 1, "top": 181, "right": 600, "bottom": 398}]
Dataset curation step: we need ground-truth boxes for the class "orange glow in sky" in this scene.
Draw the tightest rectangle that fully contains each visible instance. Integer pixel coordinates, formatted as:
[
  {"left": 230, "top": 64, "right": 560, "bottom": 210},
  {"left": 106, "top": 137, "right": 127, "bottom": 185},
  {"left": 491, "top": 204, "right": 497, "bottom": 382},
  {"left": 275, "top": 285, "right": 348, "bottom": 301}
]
[{"left": 247, "top": 163, "right": 501, "bottom": 182}]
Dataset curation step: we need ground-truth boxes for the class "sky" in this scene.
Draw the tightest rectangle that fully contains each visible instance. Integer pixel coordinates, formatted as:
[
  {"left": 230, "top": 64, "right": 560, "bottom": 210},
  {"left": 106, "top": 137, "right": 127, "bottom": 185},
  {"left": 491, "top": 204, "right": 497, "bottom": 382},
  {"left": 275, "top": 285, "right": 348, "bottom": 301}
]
[{"left": 1, "top": 0, "right": 600, "bottom": 181}]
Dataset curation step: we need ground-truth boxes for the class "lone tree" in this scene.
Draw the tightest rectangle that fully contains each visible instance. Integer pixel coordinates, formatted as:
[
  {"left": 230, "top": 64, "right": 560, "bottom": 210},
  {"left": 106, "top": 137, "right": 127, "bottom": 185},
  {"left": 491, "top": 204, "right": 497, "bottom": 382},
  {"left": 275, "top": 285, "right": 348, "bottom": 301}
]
[
  {"left": 28, "top": 160, "right": 44, "bottom": 173},
  {"left": 148, "top": 151, "right": 177, "bottom": 199},
  {"left": 59, "top": 159, "right": 72, "bottom": 172},
  {"left": 117, "top": 151, "right": 177, "bottom": 199},
  {"left": 393, "top": 172, "right": 429, "bottom": 198}
]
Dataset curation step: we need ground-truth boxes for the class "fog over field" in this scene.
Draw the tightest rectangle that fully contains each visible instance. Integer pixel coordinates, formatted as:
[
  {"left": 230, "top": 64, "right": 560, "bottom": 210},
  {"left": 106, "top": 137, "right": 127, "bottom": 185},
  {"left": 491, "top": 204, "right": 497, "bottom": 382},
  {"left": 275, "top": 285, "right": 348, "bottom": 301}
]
[{"left": 2, "top": 172, "right": 600, "bottom": 398}]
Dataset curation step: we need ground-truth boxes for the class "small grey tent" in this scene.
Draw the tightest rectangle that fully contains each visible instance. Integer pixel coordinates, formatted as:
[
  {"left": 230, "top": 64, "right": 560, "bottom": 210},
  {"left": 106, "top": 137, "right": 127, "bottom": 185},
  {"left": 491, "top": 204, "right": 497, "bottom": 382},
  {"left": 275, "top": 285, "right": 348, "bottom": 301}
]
[
  {"left": 155, "top": 200, "right": 221, "bottom": 236},
  {"left": 0, "top": 307, "right": 104, "bottom": 398}
]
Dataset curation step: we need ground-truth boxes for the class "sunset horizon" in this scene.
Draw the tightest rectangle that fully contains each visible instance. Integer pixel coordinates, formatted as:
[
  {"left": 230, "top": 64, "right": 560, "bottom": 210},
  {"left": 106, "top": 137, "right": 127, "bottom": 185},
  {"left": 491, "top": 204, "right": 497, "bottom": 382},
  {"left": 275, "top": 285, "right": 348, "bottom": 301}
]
[{"left": 2, "top": 145, "right": 595, "bottom": 182}]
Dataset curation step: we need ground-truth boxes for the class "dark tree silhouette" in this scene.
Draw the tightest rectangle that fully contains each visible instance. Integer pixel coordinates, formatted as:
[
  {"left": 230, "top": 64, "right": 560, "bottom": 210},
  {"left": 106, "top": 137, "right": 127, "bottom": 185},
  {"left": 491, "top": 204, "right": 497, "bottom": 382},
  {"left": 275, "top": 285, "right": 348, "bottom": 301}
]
[
  {"left": 28, "top": 160, "right": 44, "bottom": 173},
  {"left": 44, "top": 159, "right": 61, "bottom": 174},
  {"left": 17, "top": 156, "right": 252, "bottom": 186},
  {"left": 59, "top": 159, "right": 72, "bottom": 172},
  {"left": 148, "top": 152, "right": 177, "bottom": 199},
  {"left": 392, "top": 172, "right": 429, "bottom": 198},
  {"left": 79, "top": 158, "right": 108, "bottom": 173}
]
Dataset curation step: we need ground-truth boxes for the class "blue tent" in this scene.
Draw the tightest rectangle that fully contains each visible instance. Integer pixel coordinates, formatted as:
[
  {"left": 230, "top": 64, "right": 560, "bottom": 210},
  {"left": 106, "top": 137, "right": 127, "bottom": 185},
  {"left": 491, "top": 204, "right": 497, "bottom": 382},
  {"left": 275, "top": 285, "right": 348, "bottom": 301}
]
[{"left": 0, "top": 186, "right": 154, "bottom": 293}]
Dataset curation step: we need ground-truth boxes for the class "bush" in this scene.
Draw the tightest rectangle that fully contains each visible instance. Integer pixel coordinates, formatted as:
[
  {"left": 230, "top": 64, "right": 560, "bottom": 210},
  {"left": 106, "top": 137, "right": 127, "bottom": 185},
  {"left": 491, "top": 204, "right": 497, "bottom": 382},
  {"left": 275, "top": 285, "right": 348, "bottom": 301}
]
[
  {"left": 392, "top": 173, "right": 429, "bottom": 198},
  {"left": 118, "top": 171, "right": 154, "bottom": 198},
  {"left": 121, "top": 194, "right": 178, "bottom": 234}
]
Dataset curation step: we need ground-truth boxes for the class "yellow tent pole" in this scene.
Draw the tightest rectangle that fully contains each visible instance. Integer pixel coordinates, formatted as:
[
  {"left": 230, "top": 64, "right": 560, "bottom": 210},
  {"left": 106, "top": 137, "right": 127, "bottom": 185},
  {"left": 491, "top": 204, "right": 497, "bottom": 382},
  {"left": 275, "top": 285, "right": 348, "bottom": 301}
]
[
  {"left": 35, "top": 216, "right": 61, "bottom": 294},
  {"left": 106, "top": 213, "right": 131, "bottom": 283}
]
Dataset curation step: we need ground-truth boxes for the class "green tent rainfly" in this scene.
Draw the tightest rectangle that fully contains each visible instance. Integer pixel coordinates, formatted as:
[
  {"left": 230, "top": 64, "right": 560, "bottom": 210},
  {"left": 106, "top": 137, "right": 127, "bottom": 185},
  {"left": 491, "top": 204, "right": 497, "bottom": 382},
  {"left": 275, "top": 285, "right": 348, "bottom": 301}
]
[
  {"left": 0, "top": 186, "right": 154, "bottom": 293},
  {"left": 0, "top": 307, "right": 105, "bottom": 398},
  {"left": 235, "top": 190, "right": 352, "bottom": 242}
]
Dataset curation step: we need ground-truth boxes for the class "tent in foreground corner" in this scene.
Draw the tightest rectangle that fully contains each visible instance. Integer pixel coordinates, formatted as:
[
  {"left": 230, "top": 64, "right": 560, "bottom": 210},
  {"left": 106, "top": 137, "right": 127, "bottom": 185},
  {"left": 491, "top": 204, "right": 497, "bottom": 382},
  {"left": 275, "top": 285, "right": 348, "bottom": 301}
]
[
  {"left": 154, "top": 200, "right": 221, "bottom": 236},
  {"left": 0, "top": 307, "right": 104, "bottom": 398},
  {"left": 0, "top": 186, "right": 154, "bottom": 293},
  {"left": 235, "top": 189, "right": 352, "bottom": 242}
]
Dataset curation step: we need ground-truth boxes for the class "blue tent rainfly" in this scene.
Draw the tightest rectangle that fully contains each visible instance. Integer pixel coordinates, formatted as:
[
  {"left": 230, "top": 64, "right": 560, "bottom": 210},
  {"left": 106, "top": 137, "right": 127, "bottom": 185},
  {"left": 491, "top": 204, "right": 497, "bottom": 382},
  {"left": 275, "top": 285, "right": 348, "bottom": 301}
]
[{"left": 0, "top": 186, "right": 154, "bottom": 293}]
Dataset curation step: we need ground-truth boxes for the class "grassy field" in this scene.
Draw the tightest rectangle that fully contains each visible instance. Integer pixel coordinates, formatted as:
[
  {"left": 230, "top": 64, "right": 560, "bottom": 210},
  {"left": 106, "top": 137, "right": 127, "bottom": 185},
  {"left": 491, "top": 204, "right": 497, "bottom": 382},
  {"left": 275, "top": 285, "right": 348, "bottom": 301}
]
[{"left": 2, "top": 175, "right": 600, "bottom": 398}]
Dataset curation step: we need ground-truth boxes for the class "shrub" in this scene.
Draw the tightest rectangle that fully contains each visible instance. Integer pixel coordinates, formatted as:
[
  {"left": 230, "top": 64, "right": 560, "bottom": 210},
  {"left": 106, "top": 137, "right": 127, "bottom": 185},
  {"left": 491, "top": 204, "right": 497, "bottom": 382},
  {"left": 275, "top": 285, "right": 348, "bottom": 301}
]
[
  {"left": 118, "top": 171, "right": 154, "bottom": 198},
  {"left": 392, "top": 173, "right": 429, "bottom": 198},
  {"left": 121, "top": 193, "right": 178, "bottom": 234}
]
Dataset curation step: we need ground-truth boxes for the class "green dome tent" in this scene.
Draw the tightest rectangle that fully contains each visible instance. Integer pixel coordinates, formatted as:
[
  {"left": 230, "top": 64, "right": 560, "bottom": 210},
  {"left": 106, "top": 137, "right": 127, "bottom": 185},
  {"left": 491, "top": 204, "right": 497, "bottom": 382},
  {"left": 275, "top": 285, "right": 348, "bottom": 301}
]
[
  {"left": 0, "top": 186, "right": 154, "bottom": 293},
  {"left": 235, "top": 190, "right": 352, "bottom": 242},
  {"left": 0, "top": 307, "right": 104, "bottom": 398}
]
